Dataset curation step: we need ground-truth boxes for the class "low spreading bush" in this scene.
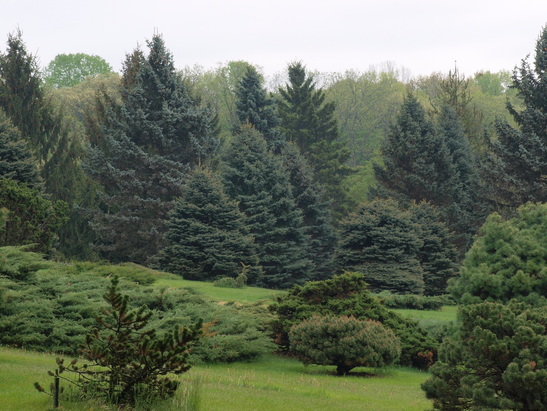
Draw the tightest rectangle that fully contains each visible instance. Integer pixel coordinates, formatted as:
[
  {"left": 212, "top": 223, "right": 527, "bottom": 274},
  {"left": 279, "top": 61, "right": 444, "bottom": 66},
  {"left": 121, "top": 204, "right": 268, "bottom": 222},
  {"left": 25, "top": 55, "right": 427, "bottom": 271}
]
[
  {"left": 0, "top": 246, "right": 274, "bottom": 363},
  {"left": 289, "top": 315, "right": 401, "bottom": 375}
]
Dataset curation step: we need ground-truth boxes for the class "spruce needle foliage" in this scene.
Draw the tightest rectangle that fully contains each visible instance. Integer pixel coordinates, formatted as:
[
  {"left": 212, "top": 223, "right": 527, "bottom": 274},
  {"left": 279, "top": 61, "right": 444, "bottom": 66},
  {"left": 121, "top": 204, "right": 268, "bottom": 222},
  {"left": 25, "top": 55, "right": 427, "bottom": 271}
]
[
  {"left": 222, "top": 126, "right": 312, "bottom": 289},
  {"left": 160, "top": 167, "right": 262, "bottom": 282},
  {"left": 84, "top": 34, "right": 218, "bottom": 265},
  {"left": 278, "top": 62, "right": 354, "bottom": 217}
]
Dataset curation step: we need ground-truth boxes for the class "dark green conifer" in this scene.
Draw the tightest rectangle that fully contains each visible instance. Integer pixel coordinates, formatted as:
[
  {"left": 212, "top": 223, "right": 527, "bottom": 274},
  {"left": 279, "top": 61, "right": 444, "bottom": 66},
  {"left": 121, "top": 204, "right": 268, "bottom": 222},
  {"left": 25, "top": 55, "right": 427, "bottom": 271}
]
[
  {"left": 0, "top": 30, "right": 91, "bottom": 257},
  {"left": 0, "top": 109, "right": 41, "bottom": 188},
  {"left": 481, "top": 27, "right": 547, "bottom": 207},
  {"left": 222, "top": 126, "right": 312, "bottom": 289},
  {"left": 0, "top": 29, "right": 47, "bottom": 163},
  {"left": 278, "top": 62, "right": 353, "bottom": 216},
  {"left": 280, "top": 142, "right": 337, "bottom": 280},
  {"left": 375, "top": 95, "right": 481, "bottom": 253},
  {"left": 85, "top": 34, "right": 218, "bottom": 265},
  {"left": 235, "top": 66, "right": 284, "bottom": 148},
  {"left": 334, "top": 199, "right": 425, "bottom": 294},
  {"left": 409, "top": 202, "right": 458, "bottom": 296},
  {"left": 161, "top": 167, "right": 261, "bottom": 282}
]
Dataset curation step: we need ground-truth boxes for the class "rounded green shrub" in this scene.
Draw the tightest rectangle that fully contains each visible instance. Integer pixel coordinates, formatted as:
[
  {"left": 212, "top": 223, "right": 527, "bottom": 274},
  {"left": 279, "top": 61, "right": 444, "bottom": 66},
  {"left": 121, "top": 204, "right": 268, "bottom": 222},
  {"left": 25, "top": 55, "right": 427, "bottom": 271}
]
[{"left": 289, "top": 314, "right": 401, "bottom": 375}]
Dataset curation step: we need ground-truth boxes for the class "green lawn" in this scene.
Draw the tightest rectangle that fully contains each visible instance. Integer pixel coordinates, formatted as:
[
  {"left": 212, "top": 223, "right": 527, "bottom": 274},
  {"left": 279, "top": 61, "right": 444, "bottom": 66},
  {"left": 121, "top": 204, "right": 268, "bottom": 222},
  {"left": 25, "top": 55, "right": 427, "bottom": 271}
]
[
  {"left": 154, "top": 277, "right": 283, "bottom": 303},
  {"left": 392, "top": 305, "right": 458, "bottom": 323},
  {"left": 0, "top": 348, "right": 432, "bottom": 410}
]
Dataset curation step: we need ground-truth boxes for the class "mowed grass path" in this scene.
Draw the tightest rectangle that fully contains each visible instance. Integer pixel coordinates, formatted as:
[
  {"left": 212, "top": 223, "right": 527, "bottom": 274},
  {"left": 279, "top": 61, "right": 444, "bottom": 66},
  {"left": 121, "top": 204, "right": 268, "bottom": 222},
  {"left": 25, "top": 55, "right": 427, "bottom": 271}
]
[{"left": 0, "top": 348, "right": 432, "bottom": 410}]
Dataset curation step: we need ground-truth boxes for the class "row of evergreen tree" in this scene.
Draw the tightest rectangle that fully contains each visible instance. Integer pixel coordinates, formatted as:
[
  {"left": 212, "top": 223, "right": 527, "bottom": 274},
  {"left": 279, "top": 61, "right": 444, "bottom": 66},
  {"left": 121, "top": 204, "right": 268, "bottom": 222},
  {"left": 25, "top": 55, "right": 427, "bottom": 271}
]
[{"left": 0, "top": 28, "right": 545, "bottom": 292}]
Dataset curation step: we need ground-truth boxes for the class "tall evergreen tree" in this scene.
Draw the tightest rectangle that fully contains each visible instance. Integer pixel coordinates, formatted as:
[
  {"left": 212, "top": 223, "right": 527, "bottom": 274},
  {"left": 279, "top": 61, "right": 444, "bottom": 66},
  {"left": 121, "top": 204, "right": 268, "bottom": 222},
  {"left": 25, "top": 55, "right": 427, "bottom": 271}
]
[
  {"left": 235, "top": 66, "right": 284, "bottom": 149},
  {"left": 160, "top": 167, "right": 261, "bottom": 282},
  {"left": 0, "top": 109, "right": 41, "bottom": 188},
  {"left": 278, "top": 62, "right": 353, "bottom": 216},
  {"left": 0, "top": 29, "right": 92, "bottom": 257},
  {"left": 222, "top": 126, "right": 312, "bottom": 288},
  {"left": 0, "top": 29, "right": 48, "bottom": 163},
  {"left": 280, "top": 141, "right": 337, "bottom": 280},
  {"left": 481, "top": 27, "right": 547, "bottom": 208},
  {"left": 85, "top": 34, "right": 218, "bottom": 265},
  {"left": 375, "top": 94, "right": 481, "bottom": 252}
]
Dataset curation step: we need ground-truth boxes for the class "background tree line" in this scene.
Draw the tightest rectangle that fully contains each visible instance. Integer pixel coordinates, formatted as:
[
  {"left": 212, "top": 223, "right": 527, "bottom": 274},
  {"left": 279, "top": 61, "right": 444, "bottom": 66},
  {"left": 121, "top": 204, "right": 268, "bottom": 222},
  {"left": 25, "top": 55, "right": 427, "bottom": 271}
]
[{"left": 0, "top": 27, "right": 545, "bottom": 294}]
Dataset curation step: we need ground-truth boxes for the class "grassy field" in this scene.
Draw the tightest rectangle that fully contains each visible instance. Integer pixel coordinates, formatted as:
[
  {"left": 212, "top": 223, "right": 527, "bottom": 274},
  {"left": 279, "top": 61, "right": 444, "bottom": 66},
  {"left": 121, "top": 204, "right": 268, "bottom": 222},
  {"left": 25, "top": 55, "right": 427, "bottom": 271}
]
[
  {"left": 392, "top": 305, "right": 458, "bottom": 323},
  {"left": 0, "top": 347, "right": 432, "bottom": 410},
  {"left": 154, "top": 277, "right": 283, "bottom": 303}
]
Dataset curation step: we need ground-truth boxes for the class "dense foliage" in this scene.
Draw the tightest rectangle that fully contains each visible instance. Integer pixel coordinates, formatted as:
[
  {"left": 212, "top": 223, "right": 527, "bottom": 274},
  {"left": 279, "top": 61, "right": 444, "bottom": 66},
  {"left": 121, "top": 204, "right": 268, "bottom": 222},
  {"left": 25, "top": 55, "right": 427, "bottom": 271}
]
[
  {"left": 43, "top": 53, "right": 113, "bottom": 88},
  {"left": 449, "top": 202, "right": 547, "bottom": 306},
  {"left": 278, "top": 62, "right": 353, "bottom": 215},
  {"left": 422, "top": 301, "right": 546, "bottom": 410},
  {"left": 270, "top": 272, "right": 438, "bottom": 368},
  {"left": 334, "top": 200, "right": 458, "bottom": 295},
  {"left": 423, "top": 202, "right": 547, "bottom": 410},
  {"left": 481, "top": 27, "right": 547, "bottom": 208},
  {"left": 222, "top": 126, "right": 312, "bottom": 288},
  {"left": 374, "top": 94, "right": 482, "bottom": 253},
  {"left": 0, "top": 109, "right": 41, "bottom": 187},
  {"left": 0, "top": 246, "right": 274, "bottom": 363},
  {"left": 36, "top": 276, "right": 201, "bottom": 407},
  {"left": 160, "top": 167, "right": 261, "bottom": 282},
  {"left": 0, "top": 179, "right": 67, "bottom": 253},
  {"left": 84, "top": 35, "right": 218, "bottom": 265},
  {"left": 289, "top": 314, "right": 401, "bottom": 375}
]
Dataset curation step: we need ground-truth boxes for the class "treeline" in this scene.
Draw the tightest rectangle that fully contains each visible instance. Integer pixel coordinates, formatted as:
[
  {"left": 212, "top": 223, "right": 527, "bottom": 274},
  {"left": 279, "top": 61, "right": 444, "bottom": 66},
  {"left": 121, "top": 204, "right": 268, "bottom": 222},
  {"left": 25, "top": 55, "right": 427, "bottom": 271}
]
[{"left": 0, "top": 27, "right": 545, "bottom": 293}]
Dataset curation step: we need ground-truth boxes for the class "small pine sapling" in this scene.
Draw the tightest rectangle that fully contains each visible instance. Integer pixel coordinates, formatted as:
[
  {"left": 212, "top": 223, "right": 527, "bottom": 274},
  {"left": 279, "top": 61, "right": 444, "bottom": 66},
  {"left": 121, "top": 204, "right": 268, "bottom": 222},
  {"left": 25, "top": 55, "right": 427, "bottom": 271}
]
[{"left": 35, "top": 276, "right": 201, "bottom": 408}]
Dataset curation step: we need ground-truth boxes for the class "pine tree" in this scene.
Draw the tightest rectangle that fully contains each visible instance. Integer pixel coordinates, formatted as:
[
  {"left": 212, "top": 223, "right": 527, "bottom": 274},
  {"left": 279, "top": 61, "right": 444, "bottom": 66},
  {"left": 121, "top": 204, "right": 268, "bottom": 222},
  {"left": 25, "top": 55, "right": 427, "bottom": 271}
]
[
  {"left": 85, "top": 34, "right": 218, "bottom": 265},
  {"left": 160, "top": 167, "right": 261, "bottom": 282},
  {"left": 481, "top": 27, "right": 547, "bottom": 208},
  {"left": 280, "top": 141, "right": 337, "bottom": 280},
  {"left": 235, "top": 66, "right": 284, "bottom": 149},
  {"left": 0, "top": 109, "right": 41, "bottom": 188},
  {"left": 334, "top": 199, "right": 425, "bottom": 294},
  {"left": 278, "top": 62, "right": 353, "bottom": 216},
  {"left": 222, "top": 126, "right": 312, "bottom": 288}
]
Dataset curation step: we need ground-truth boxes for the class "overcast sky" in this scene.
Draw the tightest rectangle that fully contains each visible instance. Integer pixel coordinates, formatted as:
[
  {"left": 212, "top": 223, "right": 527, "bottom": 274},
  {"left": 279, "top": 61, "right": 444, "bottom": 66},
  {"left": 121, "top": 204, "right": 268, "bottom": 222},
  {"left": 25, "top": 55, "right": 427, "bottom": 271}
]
[{"left": 2, "top": 0, "right": 547, "bottom": 79}]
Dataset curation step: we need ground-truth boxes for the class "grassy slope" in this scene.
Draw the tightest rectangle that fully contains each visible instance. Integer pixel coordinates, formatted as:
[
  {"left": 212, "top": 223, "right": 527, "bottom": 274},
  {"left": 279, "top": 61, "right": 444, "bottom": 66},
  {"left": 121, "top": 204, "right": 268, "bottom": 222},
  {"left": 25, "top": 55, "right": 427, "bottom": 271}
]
[{"left": 155, "top": 277, "right": 283, "bottom": 303}]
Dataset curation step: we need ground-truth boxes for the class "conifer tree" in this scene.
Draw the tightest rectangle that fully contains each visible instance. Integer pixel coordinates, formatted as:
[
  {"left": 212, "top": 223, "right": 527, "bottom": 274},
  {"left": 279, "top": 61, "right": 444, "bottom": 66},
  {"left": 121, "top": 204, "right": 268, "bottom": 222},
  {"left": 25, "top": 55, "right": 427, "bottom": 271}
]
[
  {"left": 280, "top": 142, "right": 337, "bottom": 280},
  {"left": 0, "top": 30, "right": 90, "bottom": 257},
  {"left": 85, "top": 34, "right": 218, "bottom": 265},
  {"left": 481, "top": 27, "right": 547, "bottom": 208},
  {"left": 222, "top": 126, "right": 312, "bottom": 289},
  {"left": 0, "top": 109, "right": 41, "bottom": 188},
  {"left": 0, "top": 29, "right": 47, "bottom": 163},
  {"left": 235, "top": 66, "right": 284, "bottom": 149},
  {"left": 334, "top": 199, "right": 425, "bottom": 294},
  {"left": 278, "top": 62, "right": 353, "bottom": 216},
  {"left": 409, "top": 202, "right": 458, "bottom": 296},
  {"left": 375, "top": 95, "right": 481, "bottom": 253},
  {"left": 160, "top": 167, "right": 261, "bottom": 282}
]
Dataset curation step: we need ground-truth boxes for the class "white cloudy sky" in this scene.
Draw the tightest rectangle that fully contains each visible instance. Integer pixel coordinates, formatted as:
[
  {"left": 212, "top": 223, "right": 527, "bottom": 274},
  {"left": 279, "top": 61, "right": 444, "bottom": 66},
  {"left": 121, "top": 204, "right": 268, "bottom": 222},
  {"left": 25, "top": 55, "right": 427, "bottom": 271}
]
[{"left": 2, "top": 0, "right": 547, "bottom": 78}]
